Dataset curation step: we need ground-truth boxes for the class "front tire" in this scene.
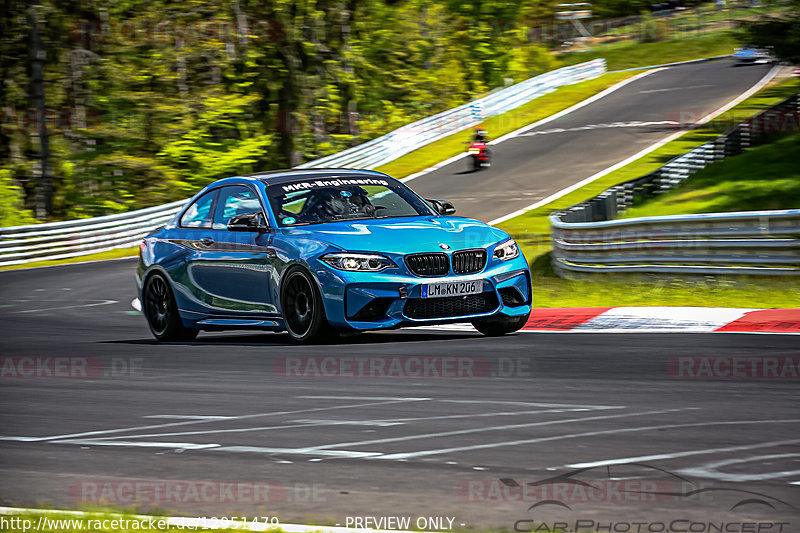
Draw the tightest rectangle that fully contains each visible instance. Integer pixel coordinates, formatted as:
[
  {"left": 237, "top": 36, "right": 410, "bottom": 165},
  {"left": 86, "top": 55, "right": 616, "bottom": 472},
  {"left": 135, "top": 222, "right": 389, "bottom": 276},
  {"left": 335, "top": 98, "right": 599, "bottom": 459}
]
[
  {"left": 281, "top": 267, "right": 336, "bottom": 344},
  {"left": 472, "top": 313, "right": 529, "bottom": 337},
  {"left": 143, "top": 272, "right": 198, "bottom": 342}
]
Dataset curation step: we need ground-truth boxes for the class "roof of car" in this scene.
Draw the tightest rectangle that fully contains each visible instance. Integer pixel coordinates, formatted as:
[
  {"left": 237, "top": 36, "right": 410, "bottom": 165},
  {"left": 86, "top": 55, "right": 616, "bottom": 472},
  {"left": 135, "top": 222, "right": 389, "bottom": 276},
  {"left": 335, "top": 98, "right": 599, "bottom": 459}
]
[{"left": 242, "top": 168, "right": 394, "bottom": 187}]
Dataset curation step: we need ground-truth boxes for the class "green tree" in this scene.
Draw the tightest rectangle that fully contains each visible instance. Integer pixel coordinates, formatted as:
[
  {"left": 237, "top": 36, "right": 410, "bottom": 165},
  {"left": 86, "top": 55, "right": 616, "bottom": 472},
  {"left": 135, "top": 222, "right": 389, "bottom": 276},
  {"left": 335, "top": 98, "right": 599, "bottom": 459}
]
[{"left": 739, "top": 0, "right": 800, "bottom": 64}]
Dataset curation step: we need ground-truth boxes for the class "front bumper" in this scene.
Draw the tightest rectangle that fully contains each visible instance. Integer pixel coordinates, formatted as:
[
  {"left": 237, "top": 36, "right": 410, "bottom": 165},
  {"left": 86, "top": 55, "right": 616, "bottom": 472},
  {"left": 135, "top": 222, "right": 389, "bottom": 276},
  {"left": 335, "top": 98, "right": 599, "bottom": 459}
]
[{"left": 313, "top": 257, "right": 531, "bottom": 331}]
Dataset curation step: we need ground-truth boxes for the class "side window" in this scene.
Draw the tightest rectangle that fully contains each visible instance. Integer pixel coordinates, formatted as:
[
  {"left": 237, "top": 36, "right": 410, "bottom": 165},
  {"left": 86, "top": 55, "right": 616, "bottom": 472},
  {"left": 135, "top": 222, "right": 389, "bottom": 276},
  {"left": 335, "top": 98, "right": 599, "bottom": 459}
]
[
  {"left": 213, "top": 185, "right": 264, "bottom": 230},
  {"left": 180, "top": 190, "right": 216, "bottom": 228}
]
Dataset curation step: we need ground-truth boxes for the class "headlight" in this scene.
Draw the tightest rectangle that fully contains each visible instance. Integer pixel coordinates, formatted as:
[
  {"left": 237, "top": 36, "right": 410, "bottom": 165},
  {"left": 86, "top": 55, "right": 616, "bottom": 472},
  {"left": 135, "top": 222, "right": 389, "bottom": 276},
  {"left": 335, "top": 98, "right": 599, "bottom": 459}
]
[
  {"left": 493, "top": 239, "right": 519, "bottom": 261},
  {"left": 320, "top": 253, "right": 395, "bottom": 272}
]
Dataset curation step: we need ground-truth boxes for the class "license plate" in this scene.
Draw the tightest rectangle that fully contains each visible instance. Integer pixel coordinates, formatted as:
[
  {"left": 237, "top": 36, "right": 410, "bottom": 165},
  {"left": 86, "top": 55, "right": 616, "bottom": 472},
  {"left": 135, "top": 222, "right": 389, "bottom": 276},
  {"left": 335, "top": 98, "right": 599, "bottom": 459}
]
[{"left": 421, "top": 280, "right": 482, "bottom": 298}]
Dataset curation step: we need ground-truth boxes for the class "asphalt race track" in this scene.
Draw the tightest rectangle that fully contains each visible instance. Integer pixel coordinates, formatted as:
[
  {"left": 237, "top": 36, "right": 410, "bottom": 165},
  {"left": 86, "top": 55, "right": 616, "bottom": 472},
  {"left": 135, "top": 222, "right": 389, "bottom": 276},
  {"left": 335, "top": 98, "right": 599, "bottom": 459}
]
[
  {"left": 1, "top": 60, "right": 798, "bottom": 530},
  {"left": 410, "top": 59, "right": 774, "bottom": 221}
]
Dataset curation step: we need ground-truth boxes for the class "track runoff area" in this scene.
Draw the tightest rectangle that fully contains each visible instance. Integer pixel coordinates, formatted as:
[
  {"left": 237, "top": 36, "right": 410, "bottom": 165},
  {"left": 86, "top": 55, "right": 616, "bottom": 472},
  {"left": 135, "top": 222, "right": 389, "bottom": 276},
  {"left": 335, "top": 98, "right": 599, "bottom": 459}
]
[{"left": 1, "top": 59, "right": 799, "bottom": 532}]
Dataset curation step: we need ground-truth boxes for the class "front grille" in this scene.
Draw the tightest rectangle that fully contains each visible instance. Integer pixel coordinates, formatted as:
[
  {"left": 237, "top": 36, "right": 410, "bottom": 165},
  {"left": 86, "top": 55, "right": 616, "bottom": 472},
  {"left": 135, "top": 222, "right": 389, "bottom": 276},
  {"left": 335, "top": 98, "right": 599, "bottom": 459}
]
[
  {"left": 405, "top": 253, "right": 449, "bottom": 277},
  {"left": 452, "top": 249, "right": 487, "bottom": 274},
  {"left": 404, "top": 292, "right": 499, "bottom": 320}
]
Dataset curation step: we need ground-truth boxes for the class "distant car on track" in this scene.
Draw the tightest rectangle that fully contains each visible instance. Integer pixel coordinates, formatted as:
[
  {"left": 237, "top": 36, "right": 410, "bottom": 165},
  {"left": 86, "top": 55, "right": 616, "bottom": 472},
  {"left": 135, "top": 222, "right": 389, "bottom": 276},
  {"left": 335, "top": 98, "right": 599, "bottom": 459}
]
[
  {"left": 732, "top": 46, "right": 773, "bottom": 64},
  {"left": 137, "top": 169, "right": 532, "bottom": 343}
]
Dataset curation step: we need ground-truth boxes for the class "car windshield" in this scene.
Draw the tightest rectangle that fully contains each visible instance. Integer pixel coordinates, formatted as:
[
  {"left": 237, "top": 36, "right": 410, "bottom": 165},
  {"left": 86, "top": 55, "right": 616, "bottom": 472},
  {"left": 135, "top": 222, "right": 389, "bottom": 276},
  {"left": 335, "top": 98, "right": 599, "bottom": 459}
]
[{"left": 266, "top": 176, "right": 436, "bottom": 226}]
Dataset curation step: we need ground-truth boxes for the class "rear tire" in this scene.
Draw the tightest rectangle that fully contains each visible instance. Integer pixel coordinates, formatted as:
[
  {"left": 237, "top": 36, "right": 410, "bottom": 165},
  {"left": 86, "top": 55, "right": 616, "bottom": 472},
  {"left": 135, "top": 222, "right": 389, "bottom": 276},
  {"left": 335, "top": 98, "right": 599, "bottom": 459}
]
[
  {"left": 281, "top": 267, "right": 337, "bottom": 344},
  {"left": 472, "top": 313, "right": 529, "bottom": 337},
  {"left": 143, "top": 272, "right": 198, "bottom": 342}
]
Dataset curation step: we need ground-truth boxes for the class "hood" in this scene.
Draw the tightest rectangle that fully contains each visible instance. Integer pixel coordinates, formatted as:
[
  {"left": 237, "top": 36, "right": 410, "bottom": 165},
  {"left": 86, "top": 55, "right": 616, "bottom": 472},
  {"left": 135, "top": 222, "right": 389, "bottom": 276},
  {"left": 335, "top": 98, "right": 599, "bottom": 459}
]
[{"left": 282, "top": 216, "right": 509, "bottom": 255}]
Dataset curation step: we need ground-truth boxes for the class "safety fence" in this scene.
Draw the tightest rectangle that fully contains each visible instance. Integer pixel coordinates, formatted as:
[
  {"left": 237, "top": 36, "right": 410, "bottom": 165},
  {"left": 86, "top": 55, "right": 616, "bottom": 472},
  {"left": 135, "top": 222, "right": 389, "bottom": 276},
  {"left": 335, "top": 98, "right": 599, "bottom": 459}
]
[
  {"left": 550, "top": 93, "right": 800, "bottom": 276},
  {"left": 0, "top": 200, "right": 187, "bottom": 267}
]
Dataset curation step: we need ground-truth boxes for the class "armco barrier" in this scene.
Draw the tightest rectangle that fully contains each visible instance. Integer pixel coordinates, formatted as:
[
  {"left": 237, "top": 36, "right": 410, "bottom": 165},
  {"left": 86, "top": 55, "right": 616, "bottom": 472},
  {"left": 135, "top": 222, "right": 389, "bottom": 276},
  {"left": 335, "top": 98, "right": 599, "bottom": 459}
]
[
  {"left": 0, "top": 60, "right": 605, "bottom": 267},
  {"left": 551, "top": 209, "right": 800, "bottom": 276},
  {"left": 0, "top": 200, "right": 187, "bottom": 267},
  {"left": 550, "top": 93, "right": 800, "bottom": 276}
]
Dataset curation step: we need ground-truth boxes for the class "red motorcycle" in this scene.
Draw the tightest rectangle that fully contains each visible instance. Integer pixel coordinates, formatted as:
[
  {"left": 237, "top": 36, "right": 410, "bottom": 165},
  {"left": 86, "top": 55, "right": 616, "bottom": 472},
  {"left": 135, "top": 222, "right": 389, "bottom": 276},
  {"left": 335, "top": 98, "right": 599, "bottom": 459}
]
[{"left": 466, "top": 141, "right": 490, "bottom": 171}]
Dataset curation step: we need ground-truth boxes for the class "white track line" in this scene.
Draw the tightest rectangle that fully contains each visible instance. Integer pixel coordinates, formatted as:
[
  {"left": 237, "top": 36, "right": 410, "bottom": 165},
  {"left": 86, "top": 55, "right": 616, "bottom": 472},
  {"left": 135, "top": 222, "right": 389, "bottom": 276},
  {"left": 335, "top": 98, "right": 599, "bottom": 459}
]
[
  {"left": 8, "top": 405, "right": 625, "bottom": 445},
  {"left": 300, "top": 408, "right": 693, "bottom": 453},
  {"left": 680, "top": 453, "right": 800, "bottom": 482},
  {"left": 0, "top": 398, "right": 429, "bottom": 443},
  {"left": 296, "top": 396, "right": 431, "bottom": 401},
  {"left": 143, "top": 415, "right": 235, "bottom": 420},
  {"left": 376, "top": 418, "right": 800, "bottom": 460},
  {"left": 401, "top": 69, "right": 663, "bottom": 184},
  {"left": 344, "top": 407, "right": 613, "bottom": 424},
  {"left": 488, "top": 65, "right": 780, "bottom": 226},
  {"left": 567, "top": 438, "right": 800, "bottom": 468},
  {"left": 49, "top": 440, "right": 220, "bottom": 450},
  {"left": 440, "top": 399, "right": 623, "bottom": 409},
  {"left": 11, "top": 299, "right": 117, "bottom": 314},
  {"left": 107, "top": 409, "right": 624, "bottom": 441},
  {"left": 214, "top": 446, "right": 383, "bottom": 459},
  {"left": 517, "top": 120, "right": 680, "bottom": 137},
  {"left": 70, "top": 408, "right": 625, "bottom": 443},
  {"left": 489, "top": 69, "right": 665, "bottom": 145}
]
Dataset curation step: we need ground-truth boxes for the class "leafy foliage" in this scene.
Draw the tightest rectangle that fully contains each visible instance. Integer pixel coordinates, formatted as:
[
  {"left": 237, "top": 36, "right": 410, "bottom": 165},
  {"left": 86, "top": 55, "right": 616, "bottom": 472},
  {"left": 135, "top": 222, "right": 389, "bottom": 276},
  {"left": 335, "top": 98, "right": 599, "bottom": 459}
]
[
  {"left": 739, "top": 0, "right": 800, "bottom": 64},
  {"left": 0, "top": 0, "right": 674, "bottom": 222}
]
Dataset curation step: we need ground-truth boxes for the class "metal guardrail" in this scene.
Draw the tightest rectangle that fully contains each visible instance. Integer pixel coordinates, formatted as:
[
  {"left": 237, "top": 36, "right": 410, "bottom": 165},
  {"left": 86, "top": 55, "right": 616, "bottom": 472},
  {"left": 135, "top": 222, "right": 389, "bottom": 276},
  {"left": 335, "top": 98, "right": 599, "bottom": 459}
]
[
  {"left": 0, "top": 60, "right": 605, "bottom": 267},
  {"left": 297, "top": 59, "right": 606, "bottom": 170},
  {"left": 551, "top": 209, "right": 800, "bottom": 275},
  {"left": 0, "top": 200, "right": 187, "bottom": 267},
  {"left": 550, "top": 93, "right": 800, "bottom": 276}
]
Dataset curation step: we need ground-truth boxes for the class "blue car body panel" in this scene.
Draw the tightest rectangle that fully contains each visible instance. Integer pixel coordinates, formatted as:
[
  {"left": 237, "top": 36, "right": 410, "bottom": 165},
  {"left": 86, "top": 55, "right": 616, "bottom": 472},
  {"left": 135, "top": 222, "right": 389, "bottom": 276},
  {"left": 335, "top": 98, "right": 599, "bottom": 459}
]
[
  {"left": 137, "top": 169, "right": 532, "bottom": 334},
  {"left": 732, "top": 48, "right": 772, "bottom": 63}
]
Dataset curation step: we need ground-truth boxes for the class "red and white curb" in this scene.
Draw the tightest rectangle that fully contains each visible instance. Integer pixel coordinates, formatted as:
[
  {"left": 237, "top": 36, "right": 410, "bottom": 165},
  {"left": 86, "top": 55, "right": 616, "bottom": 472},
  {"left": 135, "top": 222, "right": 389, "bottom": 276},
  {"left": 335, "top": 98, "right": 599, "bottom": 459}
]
[
  {"left": 423, "top": 307, "right": 800, "bottom": 334},
  {"left": 131, "top": 298, "right": 800, "bottom": 335}
]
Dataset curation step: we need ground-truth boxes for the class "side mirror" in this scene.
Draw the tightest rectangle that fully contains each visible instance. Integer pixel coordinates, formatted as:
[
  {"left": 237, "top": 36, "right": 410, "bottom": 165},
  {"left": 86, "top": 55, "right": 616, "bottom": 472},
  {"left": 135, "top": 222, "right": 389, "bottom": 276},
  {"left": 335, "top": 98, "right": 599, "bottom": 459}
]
[
  {"left": 227, "top": 212, "right": 269, "bottom": 232},
  {"left": 426, "top": 198, "right": 456, "bottom": 216}
]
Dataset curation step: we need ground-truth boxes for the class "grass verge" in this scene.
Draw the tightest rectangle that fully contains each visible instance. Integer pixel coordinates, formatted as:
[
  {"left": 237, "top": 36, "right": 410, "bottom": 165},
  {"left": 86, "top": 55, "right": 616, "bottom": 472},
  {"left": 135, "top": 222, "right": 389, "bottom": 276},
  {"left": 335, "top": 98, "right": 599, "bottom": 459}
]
[
  {"left": 528, "top": 251, "right": 798, "bottom": 308},
  {"left": 620, "top": 132, "right": 800, "bottom": 217},
  {"left": 0, "top": 246, "right": 138, "bottom": 272},
  {"left": 558, "top": 31, "right": 738, "bottom": 72},
  {"left": 497, "top": 76, "right": 800, "bottom": 309}
]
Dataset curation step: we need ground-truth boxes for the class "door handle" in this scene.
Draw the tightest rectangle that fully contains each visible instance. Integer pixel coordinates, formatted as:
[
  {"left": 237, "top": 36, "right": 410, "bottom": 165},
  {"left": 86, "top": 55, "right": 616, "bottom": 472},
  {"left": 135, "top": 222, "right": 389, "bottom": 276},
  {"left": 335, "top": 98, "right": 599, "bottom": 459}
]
[{"left": 200, "top": 236, "right": 215, "bottom": 246}]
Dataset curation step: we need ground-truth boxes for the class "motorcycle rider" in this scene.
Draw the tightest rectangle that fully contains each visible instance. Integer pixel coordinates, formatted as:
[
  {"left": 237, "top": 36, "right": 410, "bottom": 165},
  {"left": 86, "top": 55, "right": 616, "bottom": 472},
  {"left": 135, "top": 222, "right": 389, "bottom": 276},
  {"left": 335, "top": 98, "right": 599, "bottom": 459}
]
[
  {"left": 472, "top": 127, "right": 489, "bottom": 144},
  {"left": 468, "top": 127, "right": 491, "bottom": 167}
]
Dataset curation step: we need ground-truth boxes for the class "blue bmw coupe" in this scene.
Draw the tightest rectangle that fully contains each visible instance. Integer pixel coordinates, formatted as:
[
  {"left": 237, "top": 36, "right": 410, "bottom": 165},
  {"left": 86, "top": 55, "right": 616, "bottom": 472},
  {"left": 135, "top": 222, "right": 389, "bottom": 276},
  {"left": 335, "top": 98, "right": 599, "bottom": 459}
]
[{"left": 137, "top": 169, "right": 531, "bottom": 343}]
